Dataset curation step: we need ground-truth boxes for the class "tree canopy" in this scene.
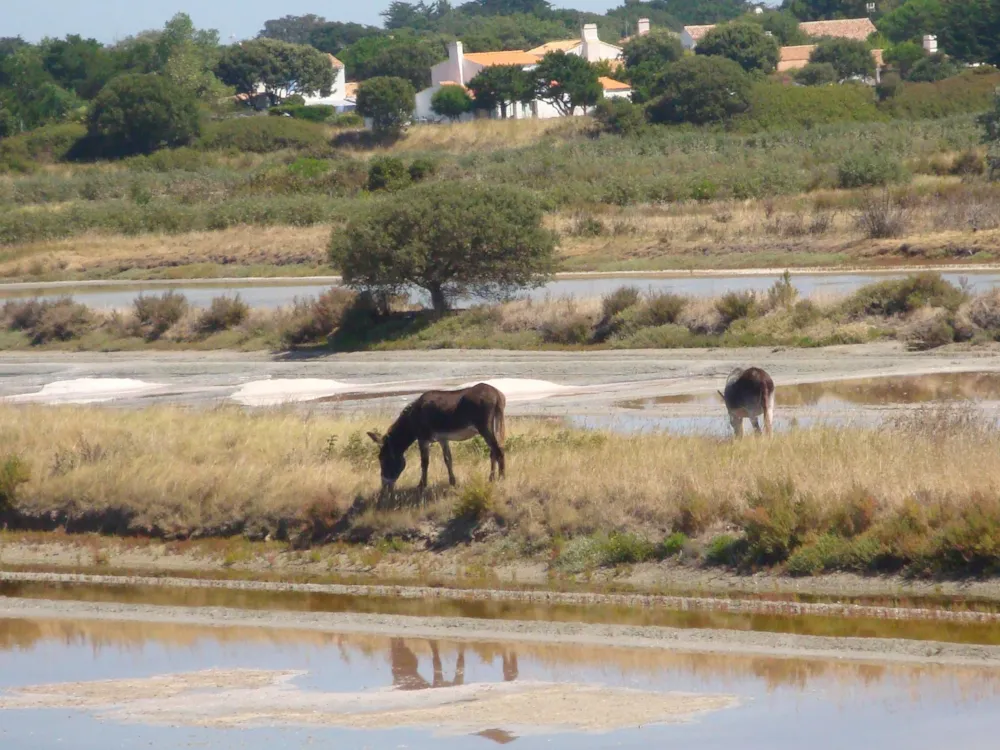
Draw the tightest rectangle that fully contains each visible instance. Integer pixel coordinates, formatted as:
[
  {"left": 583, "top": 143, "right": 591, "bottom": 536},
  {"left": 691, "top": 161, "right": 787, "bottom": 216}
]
[
  {"left": 695, "top": 21, "right": 780, "bottom": 74},
  {"left": 467, "top": 63, "right": 535, "bottom": 118},
  {"left": 432, "top": 84, "right": 474, "bottom": 119},
  {"left": 534, "top": 51, "right": 603, "bottom": 116},
  {"left": 647, "top": 55, "right": 751, "bottom": 125},
  {"left": 216, "top": 38, "right": 334, "bottom": 106},
  {"left": 620, "top": 29, "right": 683, "bottom": 104},
  {"left": 808, "top": 38, "right": 876, "bottom": 81},
  {"left": 356, "top": 76, "right": 417, "bottom": 135},
  {"left": 330, "top": 182, "right": 556, "bottom": 313}
]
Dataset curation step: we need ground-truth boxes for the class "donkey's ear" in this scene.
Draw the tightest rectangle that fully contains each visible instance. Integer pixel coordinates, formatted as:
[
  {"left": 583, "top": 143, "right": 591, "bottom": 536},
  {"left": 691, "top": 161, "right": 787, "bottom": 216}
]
[
  {"left": 367, "top": 431, "right": 383, "bottom": 445},
  {"left": 717, "top": 390, "right": 725, "bottom": 401}
]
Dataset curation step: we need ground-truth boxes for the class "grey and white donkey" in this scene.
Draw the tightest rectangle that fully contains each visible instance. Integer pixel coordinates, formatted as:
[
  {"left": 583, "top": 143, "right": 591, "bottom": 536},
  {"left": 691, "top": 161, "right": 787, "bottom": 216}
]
[{"left": 718, "top": 366, "right": 775, "bottom": 437}]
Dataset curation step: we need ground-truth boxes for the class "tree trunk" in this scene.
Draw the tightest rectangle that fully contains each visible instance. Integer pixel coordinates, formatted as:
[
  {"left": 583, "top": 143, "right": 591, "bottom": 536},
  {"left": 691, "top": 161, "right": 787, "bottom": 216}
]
[{"left": 428, "top": 284, "right": 449, "bottom": 314}]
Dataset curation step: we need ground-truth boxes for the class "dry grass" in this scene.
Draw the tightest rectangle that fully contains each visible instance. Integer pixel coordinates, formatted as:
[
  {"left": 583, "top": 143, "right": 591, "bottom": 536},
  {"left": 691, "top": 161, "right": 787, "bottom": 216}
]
[
  {"left": 4, "top": 404, "right": 1000, "bottom": 575},
  {"left": 385, "top": 118, "right": 590, "bottom": 155}
]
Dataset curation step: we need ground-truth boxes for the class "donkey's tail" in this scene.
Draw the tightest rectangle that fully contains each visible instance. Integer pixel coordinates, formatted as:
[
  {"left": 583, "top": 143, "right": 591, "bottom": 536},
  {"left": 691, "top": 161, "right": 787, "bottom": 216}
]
[{"left": 493, "top": 401, "right": 506, "bottom": 447}]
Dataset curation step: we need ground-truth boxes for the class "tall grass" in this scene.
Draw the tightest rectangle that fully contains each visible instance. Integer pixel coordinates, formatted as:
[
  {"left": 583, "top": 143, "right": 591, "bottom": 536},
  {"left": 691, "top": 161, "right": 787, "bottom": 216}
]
[{"left": 5, "top": 404, "right": 1000, "bottom": 576}]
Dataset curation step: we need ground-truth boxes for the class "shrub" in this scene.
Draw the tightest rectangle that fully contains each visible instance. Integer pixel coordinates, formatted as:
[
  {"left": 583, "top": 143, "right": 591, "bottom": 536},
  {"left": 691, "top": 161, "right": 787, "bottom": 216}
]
[
  {"left": 837, "top": 150, "right": 906, "bottom": 189},
  {"left": 132, "top": 292, "right": 189, "bottom": 340},
  {"left": 31, "top": 299, "right": 94, "bottom": 344},
  {"left": 647, "top": 56, "right": 751, "bottom": 126},
  {"left": 704, "top": 534, "right": 745, "bottom": 566},
  {"left": 601, "top": 286, "right": 641, "bottom": 319},
  {"left": 408, "top": 157, "right": 436, "bottom": 183},
  {"left": 742, "top": 477, "right": 818, "bottom": 564},
  {"left": 88, "top": 73, "right": 201, "bottom": 157},
  {"left": 269, "top": 104, "right": 337, "bottom": 122},
  {"left": 431, "top": 84, "right": 473, "bottom": 121},
  {"left": 367, "top": 156, "right": 411, "bottom": 192},
  {"left": 279, "top": 287, "right": 358, "bottom": 346},
  {"left": 330, "top": 112, "right": 364, "bottom": 128},
  {"left": 0, "top": 455, "right": 29, "bottom": 513},
  {"left": 876, "top": 71, "right": 903, "bottom": 102},
  {"left": 452, "top": 478, "right": 494, "bottom": 522},
  {"left": 660, "top": 531, "right": 689, "bottom": 558},
  {"left": 884, "top": 41, "right": 926, "bottom": 78},
  {"left": 907, "top": 53, "right": 958, "bottom": 83},
  {"left": 766, "top": 270, "right": 798, "bottom": 310},
  {"left": 620, "top": 29, "right": 684, "bottom": 104},
  {"left": 592, "top": 97, "right": 647, "bottom": 135},
  {"left": 197, "top": 295, "right": 249, "bottom": 334},
  {"left": 596, "top": 531, "right": 657, "bottom": 566},
  {"left": 854, "top": 188, "right": 911, "bottom": 239},
  {"left": 902, "top": 307, "right": 956, "bottom": 350},
  {"left": 793, "top": 62, "right": 838, "bottom": 86},
  {"left": 639, "top": 291, "right": 687, "bottom": 326},
  {"left": 541, "top": 314, "right": 592, "bottom": 344},
  {"left": 569, "top": 212, "right": 605, "bottom": 237},
  {"left": 0, "top": 123, "right": 87, "bottom": 172},
  {"left": 882, "top": 71, "right": 1000, "bottom": 119},
  {"left": 844, "top": 272, "right": 967, "bottom": 318},
  {"left": 739, "top": 81, "right": 883, "bottom": 131},
  {"left": 695, "top": 22, "right": 780, "bottom": 73},
  {"left": 809, "top": 38, "right": 876, "bottom": 81},
  {"left": 716, "top": 290, "right": 759, "bottom": 326},
  {"left": 198, "top": 116, "right": 329, "bottom": 153}
]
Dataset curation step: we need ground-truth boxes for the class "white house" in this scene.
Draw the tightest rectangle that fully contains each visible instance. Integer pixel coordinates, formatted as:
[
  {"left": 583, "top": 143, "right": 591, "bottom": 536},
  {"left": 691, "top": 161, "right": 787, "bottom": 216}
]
[
  {"left": 301, "top": 54, "right": 357, "bottom": 112},
  {"left": 414, "top": 23, "right": 637, "bottom": 122}
]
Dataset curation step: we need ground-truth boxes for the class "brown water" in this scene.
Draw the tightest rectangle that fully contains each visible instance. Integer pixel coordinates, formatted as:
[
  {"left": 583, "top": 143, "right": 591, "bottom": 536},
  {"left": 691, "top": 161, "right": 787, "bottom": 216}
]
[
  {"left": 4, "top": 578, "right": 1000, "bottom": 646},
  {"left": 2, "top": 616, "right": 1000, "bottom": 749}
]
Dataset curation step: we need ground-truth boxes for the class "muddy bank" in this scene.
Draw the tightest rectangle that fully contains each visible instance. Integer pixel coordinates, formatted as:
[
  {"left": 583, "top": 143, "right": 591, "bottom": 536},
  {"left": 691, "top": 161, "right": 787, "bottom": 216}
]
[{"left": 4, "top": 596, "right": 1000, "bottom": 667}]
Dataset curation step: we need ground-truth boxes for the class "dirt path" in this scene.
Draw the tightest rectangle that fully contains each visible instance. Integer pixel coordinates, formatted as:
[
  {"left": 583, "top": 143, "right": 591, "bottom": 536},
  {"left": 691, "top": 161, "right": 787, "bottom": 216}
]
[{"left": 3, "top": 595, "right": 1000, "bottom": 667}]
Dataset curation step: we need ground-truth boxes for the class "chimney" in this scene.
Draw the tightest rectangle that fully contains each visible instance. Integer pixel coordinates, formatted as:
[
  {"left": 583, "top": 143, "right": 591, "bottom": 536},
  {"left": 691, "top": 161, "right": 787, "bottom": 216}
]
[
  {"left": 637, "top": 18, "right": 650, "bottom": 36},
  {"left": 448, "top": 40, "right": 465, "bottom": 85},
  {"left": 922, "top": 34, "right": 938, "bottom": 54},
  {"left": 581, "top": 23, "right": 601, "bottom": 62}
]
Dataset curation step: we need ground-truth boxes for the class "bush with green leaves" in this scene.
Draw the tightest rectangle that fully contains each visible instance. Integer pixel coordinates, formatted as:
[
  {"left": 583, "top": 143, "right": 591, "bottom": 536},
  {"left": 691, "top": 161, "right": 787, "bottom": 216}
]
[
  {"left": 836, "top": 150, "right": 906, "bottom": 189},
  {"left": 592, "top": 97, "right": 647, "bottom": 135},
  {"left": 198, "top": 116, "right": 329, "bottom": 153},
  {"left": 331, "top": 182, "right": 556, "bottom": 313},
  {"left": 739, "top": 81, "right": 883, "bottom": 131},
  {"left": 88, "top": 74, "right": 201, "bottom": 157},
  {"left": 356, "top": 76, "right": 416, "bottom": 136},
  {"left": 883, "top": 70, "right": 1000, "bottom": 119},
  {"left": 215, "top": 38, "right": 334, "bottom": 106},
  {"left": 884, "top": 41, "right": 926, "bottom": 78},
  {"left": 793, "top": 62, "right": 838, "bottom": 86},
  {"left": 647, "top": 56, "right": 751, "bottom": 126},
  {"left": 431, "top": 84, "right": 473, "bottom": 121},
  {"left": 533, "top": 51, "right": 603, "bottom": 116},
  {"left": 695, "top": 22, "right": 780, "bottom": 74},
  {"left": 809, "top": 39, "right": 876, "bottom": 81},
  {"left": 906, "top": 52, "right": 958, "bottom": 82},
  {"left": 268, "top": 104, "right": 336, "bottom": 122},
  {"left": 876, "top": 71, "right": 903, "bottom": 102},
  {"left": 0, "top": 455, "right": 29, "bottom": 513},
  {"left": 843, "top": 272, "right": 967, "bottom": 318},
  {"left": 367, "top": 155, "right": 411, "bottom": 192}
]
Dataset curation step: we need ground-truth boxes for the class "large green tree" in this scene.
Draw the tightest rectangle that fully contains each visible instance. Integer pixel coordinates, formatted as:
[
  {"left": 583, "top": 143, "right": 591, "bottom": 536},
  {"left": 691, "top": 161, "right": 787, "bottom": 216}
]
[
  {"left": 877, "top": 0, "right": 945, "bottom": 44},
  {"left": 467, "top": 64, "right": 535, "bottom": 118},
  {"left": 647, "top": 55, "right": 750, "bottom": 125},
  {"left": 330, "top": 182, "right": 556, "bottom": 313},
  {"left": 742, "top": 10, "right": 808, "bottom": 45},
  {"left": 533, "top": 51, "right": 603, "bottom": 116},
  {"left": 258, "top": 14, "right": 328, "bottom": 44},
  {"left": 356, "top": 76, "right": 416, "bottom": 135},
  {"left": 809, "top": 38, "right": 876, "bottom": 81},
  {"left": 620, "top": 29, "right": 683, "bottom": 104},
  {"left": 340, "top": 35, "right": 441, "bottom": 89},
  {"left": 216, "top": 38, "right": 334, "bottom": 106},
  {"left": 695, "top": 22, "right": 780, "bottom": 74},
  {"left": 88, "top": 73, "right": 201, "bottom": 156},
  {"left": 307, "top": 22, "right": 383, "bottom": 57}
]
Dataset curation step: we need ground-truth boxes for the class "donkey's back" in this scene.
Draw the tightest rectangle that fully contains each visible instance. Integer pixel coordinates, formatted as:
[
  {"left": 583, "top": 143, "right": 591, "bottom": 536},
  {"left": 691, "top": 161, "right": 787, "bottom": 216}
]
[{"left": 720, "top": 367, "right": 775, "bottom": 436}]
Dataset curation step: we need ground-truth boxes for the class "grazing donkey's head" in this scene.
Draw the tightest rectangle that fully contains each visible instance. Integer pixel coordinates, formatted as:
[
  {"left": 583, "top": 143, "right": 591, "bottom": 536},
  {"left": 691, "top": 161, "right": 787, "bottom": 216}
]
[{"left": 368, "top": 431, "right": 406, "bottom": 490}]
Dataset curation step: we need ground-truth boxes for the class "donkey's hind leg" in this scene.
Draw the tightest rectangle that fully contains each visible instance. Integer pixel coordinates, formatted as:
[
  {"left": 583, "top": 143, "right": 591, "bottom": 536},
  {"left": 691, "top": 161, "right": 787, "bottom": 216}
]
[
  {"left": 751, "top": 416, "right": 762, "bottom": 434},
  {"left": 439, "top": 440, "right": 457, "bottom": 486},
  {"left": 479, "top": 424, "right": 505, "bottom": 481}
]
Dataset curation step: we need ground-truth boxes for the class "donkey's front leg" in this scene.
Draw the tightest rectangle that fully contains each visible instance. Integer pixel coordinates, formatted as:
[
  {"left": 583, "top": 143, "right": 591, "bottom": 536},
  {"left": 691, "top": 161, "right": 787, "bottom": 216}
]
[{"left": 418, "top": 441, "right": 430, "bottom": 490}]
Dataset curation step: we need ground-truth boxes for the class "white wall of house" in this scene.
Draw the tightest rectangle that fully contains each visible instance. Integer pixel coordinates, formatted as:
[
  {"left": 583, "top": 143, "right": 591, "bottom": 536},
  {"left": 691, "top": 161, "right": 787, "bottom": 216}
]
[
  {"left": 680, "top": 29, "right": 698, "bottom": 50},
  {"left": 301, "top": 65, "right": 348, "bottom": 108}
]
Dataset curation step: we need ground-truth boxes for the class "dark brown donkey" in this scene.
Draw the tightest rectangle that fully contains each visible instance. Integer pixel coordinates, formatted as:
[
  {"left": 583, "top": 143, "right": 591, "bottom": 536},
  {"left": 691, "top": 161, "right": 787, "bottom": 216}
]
[
  {"left": 718, "top": 366, "right": 775, "bottom": 438},
  {"left": 367, "top": 382, "right": 506, "bottom": 491}
]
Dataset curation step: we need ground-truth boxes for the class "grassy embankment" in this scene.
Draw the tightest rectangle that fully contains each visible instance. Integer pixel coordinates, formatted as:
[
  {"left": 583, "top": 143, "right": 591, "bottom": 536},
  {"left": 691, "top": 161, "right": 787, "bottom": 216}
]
[
  {"left": 1, "top": 99, "right": 999, "bottom": 281},
  {"left": 2, "top": 402, "right": 1000, "bottom": 580},
  {"left": 0, "top": 272, "right": 995, "bottom": 353}
]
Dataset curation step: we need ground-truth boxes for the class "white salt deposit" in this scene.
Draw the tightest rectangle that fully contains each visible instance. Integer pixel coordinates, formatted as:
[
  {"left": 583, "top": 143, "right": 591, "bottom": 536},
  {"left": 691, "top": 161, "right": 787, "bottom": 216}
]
[
  {"left": 459, "top": 378, "right": 573, "bottom": 402},
  {"left": 4, "top": 378, "right": 165, "bottom": 405},
  {"left": 230, "top": 379, "right": 359, "bottom": 406}
]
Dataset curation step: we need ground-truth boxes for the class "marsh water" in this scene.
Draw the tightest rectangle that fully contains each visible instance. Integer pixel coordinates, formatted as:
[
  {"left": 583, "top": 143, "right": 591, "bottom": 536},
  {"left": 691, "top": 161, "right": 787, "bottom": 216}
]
[
  {"left": 3, "top": 613, "right": 1000, "bottom": 749},
  {"left": 2, "top": 269, "right": 999, "bottom": 309}
]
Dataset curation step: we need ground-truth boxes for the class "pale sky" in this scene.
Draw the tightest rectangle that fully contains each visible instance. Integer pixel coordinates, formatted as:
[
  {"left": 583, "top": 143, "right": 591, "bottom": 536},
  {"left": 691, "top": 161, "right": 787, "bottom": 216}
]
[{"left": 4, "top": 0, "right": 623, "bottom": 44}]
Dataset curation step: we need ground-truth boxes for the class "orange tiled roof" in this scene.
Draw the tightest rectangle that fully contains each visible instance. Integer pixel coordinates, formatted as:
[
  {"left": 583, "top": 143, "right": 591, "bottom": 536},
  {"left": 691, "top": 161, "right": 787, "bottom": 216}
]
[
  {"left": 599, "top": 76, "right": 631, "bottom": 91},
  {"left": 463, "top": 50, "right": 542, "bottom": 67},
  {"left": 527, "top": 39, "right": 580, "bottom": 55},
  {"left": 327, "top": 53, "right": 344, "bottom": 68},
  {"left": 777, "top": 44, "right": 884, "bottom": 72},
  {"left": 344, "top": 82, "right": 359, "bottom": 98},
  {"left": 799, "top": 18, "right": 877, "bottom": 41},
  {"left": 437, "top": 80, "right": 471, "bottom": 92}
]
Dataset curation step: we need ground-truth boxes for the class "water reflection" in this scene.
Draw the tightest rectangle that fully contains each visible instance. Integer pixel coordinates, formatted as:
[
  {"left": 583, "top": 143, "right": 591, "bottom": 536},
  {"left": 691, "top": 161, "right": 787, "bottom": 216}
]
[
  {"left": 619, "top": 372, "right": 1000, "bottom": 411},
  {"left": 6, "top": 579, "right": 1000, "bottom": 645}
]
